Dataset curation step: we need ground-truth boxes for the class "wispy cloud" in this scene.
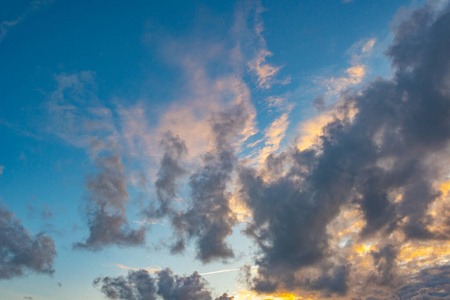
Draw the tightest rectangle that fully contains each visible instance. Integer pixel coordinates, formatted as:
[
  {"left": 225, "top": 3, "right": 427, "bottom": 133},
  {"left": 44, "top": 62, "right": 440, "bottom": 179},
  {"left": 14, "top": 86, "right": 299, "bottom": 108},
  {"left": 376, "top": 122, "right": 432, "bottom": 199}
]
[
  {"left": 256, "top": 113, "right": 290, "bottom": 165},
  {"left": 0, "top": 0, "right": 54, "bottom": 42},
  {"left": 322, "top": 38, "right": 376, "bottom": 96},
  {"left": 246, "top": 2, "right": 290, "bottom": 89},
  {"left": 115, "top": 264, "right": 162, "bottom": 274}
]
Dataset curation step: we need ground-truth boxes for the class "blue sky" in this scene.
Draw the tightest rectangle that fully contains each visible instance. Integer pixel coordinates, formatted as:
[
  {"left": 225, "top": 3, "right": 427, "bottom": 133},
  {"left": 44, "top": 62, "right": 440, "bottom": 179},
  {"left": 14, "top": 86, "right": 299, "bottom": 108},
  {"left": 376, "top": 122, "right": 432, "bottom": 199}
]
[{"left": 1, "top": 0, "right": 450, "bottom": 299}]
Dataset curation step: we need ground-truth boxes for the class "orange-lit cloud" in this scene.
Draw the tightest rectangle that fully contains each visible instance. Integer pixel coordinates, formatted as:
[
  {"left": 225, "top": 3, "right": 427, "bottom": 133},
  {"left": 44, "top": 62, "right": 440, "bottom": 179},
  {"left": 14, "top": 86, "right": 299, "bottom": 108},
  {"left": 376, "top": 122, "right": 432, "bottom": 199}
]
[{"left": 257, "top": 113, "right": 290, "bottom": 164}]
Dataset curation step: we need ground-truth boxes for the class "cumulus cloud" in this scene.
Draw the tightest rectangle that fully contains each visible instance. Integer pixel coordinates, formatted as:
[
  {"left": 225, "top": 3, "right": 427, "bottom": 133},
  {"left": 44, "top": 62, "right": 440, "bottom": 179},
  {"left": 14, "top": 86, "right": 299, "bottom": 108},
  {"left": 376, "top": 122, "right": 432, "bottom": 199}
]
[
  {"left": 237, "top": 1, "right": 450, "bottom": 297},
  {"left": 75, "top": 150, "right": 146, "bottom": 250},
  {"left": 171, "top": 104, "right": 250, "bottom": 262},
  {"left": 149, "top": 131, "right": 188, "bottom": 219},
  {"left": 94, "top": 268, "right": 233, "bottom": 300},
  {"left": 0, "top": 203, "right": 56, "bottom": 279}
]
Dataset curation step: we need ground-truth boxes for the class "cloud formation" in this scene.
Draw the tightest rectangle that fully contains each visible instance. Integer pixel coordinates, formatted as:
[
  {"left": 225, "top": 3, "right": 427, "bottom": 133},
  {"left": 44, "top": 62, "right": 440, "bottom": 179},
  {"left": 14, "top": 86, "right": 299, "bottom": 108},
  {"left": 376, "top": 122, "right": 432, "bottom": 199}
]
[
  {"left": 94, "top": 268, "right": 234, "bottom": 300},
  {"left": 245, "top": 1, "right": 288, "bottom": 89},
  {"left": 171, "top": 104, "right": 250, "bottom": 262},
  {"left": 237, "top": 1, "right": 450, "bottom": 297},
  {"left": 0, "top": 203, "right": 56, "bottom": 279},
  {"left": 75, "top": 150, "right": 146, "bottom": 250},
  {"left": 46, "top": 71, "right": 116, "bottom": 148},
  {"left": 150, "top": 131, "right": 188, "bottom": 219},
  {"left": 21, "top": 1, "right": 450, "bottom": 299}
]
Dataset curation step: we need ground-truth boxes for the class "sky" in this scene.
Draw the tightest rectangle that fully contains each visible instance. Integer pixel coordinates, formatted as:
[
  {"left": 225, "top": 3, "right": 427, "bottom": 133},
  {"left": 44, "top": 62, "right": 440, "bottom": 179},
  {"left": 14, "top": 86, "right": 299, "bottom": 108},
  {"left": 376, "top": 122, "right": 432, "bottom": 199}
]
[{"left": 0, "top": 0, "right": 450, "bottom": 299}]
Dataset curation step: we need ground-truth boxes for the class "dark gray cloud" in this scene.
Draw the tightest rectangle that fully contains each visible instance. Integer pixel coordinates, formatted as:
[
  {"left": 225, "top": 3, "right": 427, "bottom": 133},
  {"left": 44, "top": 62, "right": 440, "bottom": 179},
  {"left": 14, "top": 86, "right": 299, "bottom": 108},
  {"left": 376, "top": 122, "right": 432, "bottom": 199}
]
[
  {"left": 75, "top": 153, "right": 146, "bottom": 250},
  {"left": 238, "top": 1, "right": 450, "bottom": 296},
  {"left": 395, "top": 265, "right": 450, "bottom": 300},
  {"left": 313, "top": 94, "right": 326, "bottom": 112},
  {"left": 215, "top": 293, "right": 234, "bottom": 300},
  {"left": 156, "top": 269, "right": 212, "bottom": 300},
  {"left": 94, "top": 268, "right": 232, "bottom": 300},
  {"left": 149, "top": 131, "right": 187, "bottom": 219},
  {"left": 94, "top": 269, "right": 157, "bottom": 300},
  {"left": 171, "top": 104, "right": 249, "bottom": 262},
  {"left": 0, "top": 203, "right": 56, "bottom": 279},
  {"left": 306, "top": 264, "right": 348, "bottom": 296},
  {"left": 369, "top": 244, "right": 398, "bottom": 287}
]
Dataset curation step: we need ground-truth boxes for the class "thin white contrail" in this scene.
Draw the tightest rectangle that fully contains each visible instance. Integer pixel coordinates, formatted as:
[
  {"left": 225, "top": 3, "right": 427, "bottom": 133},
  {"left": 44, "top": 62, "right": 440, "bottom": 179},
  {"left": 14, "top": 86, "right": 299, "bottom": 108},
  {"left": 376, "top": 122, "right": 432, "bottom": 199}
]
[{"left": 200, "top": 266, "right": 256, "bottom": 276}]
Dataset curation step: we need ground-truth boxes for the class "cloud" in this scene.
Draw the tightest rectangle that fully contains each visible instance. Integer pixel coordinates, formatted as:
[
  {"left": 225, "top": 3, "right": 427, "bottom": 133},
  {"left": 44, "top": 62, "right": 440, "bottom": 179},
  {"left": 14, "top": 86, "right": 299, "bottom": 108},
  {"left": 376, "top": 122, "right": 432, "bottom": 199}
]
[
  {"left": 46, "top": 71, "right": 117, "bottom": 148},
  {"left": 200, "top": 267, "right": 250, "bottom": 276},
  {"left": 244, "top": 1, "right": 288, "bottom": 89},
  {"left": 171, "top": 103, "right": 250, "bottom": 262},
  {"left": 395, "top": 265, "right": 450, "bottom": 299},
  {"left": 115, "top": 264, "right": 162, "bottom": 274},
  {"left": 323, "top": 64, "right": 366, "bottom": 95},
  {"left": 149, "top": 131, "right": 188, "bottom": 219},
  {"left": 296, "top": 100, "right": 357, "bottom": 151},
  {"left": 318, "top": 38, "right": 376, "bottom": 99},
  {"left": 74, "top": 150, "right": 146, "bottom": 250},
  {"left": 0, "top": 0, "right": 54, "bottom": 42},
  {"left": 236, "top": 1, "right": 450, "bottom": 297},
  {"left": 41, "top": 72, "right": 148, "bottom": 251},
  {"left": 0, "top": 203, "right": 56, "bottom": 279},
  {"left": 248, "top": 49, "right": 281, "bottom": 89},
  {"left": 94, "top": 268, "right": 233, "bottom": 300},
  {"left": 244, "top": 110, "right": 293, "bottom": 168},
  {"left": 256, "top": 113, "right": 290, "bottom": 164},
  {"left": 215, "top": 294, "right": 234, "bottom": 300},
  {"left": 156, "top": 269, "right": 213, "bottom": 300},
  {"left": 94, "top": 269, "right": 157, "bottom": 300}
]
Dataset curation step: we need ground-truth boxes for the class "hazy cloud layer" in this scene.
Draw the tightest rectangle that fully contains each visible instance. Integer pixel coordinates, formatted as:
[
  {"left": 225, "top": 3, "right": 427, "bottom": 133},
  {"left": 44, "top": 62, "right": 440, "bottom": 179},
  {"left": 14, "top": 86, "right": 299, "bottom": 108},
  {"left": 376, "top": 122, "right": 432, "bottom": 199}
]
[
  {"left": 237, "top": 1, "right": 450, "bottom": 297},
  {"left": 0, "top": 203, "right": 56, "bottom": 279}
]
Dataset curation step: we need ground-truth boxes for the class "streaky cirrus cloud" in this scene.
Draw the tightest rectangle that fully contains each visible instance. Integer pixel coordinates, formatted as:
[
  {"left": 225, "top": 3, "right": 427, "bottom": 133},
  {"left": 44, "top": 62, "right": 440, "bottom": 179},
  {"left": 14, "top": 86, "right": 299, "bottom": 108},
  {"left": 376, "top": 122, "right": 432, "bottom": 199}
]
[
  {"left": 0, "top": 203, "right": 56, "bottom": 279},
  {"left": 244, "top": 1, "right": 290, "bottom": 89}
]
